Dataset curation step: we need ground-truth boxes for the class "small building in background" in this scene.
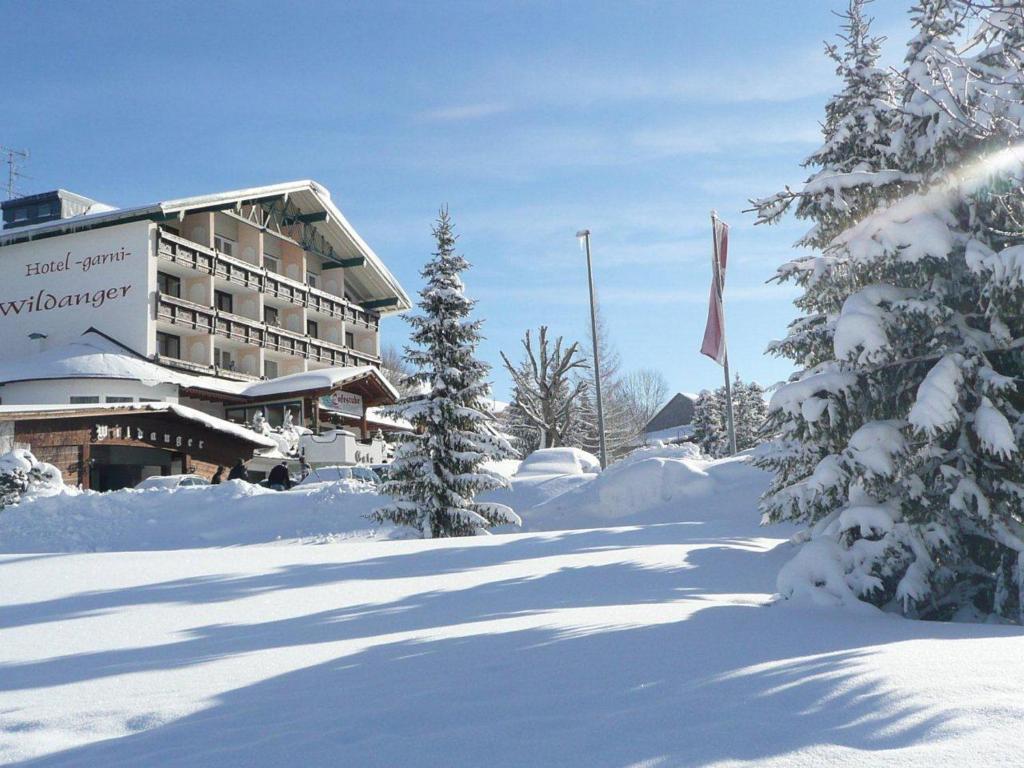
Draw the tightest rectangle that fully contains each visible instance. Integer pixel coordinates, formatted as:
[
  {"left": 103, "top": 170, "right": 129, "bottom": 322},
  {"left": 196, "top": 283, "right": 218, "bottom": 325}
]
[{"left": 643, "top": 392, "right": 698, "bottom": 444}]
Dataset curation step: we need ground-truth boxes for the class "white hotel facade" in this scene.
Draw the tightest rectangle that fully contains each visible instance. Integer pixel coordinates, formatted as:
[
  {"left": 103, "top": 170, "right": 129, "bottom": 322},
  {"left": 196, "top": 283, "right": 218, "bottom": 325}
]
[
  {"left": 0, "top": 181, "right": 410, "bottom": 381},
  {"left": 0, "top": 182, "right": 412, "bottom": 488}
]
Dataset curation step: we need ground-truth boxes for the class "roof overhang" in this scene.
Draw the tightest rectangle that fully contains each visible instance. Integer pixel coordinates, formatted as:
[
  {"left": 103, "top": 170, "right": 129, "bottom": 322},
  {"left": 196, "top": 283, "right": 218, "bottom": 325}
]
[{"left": 0, "top": 180, "right": 411, "bottom": 315}]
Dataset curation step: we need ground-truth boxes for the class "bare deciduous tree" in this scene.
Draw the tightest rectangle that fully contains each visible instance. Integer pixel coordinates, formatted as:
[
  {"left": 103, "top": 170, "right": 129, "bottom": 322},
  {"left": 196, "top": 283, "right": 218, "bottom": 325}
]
[
  {"left": 620, "top": 368, "right": 670, "bottom": 440},
  {"left": 501, "top": 326, "right": 588, "bottom": 450}
]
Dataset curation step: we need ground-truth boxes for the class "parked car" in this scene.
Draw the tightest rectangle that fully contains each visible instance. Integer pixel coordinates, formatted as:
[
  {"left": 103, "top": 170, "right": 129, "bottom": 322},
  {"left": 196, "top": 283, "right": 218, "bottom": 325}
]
[
  {"left": 135, "top": 474, "right": 210, "bottom": 491},
  {"left": 295, "top": 465, "right": 380, "bottom": 487}
]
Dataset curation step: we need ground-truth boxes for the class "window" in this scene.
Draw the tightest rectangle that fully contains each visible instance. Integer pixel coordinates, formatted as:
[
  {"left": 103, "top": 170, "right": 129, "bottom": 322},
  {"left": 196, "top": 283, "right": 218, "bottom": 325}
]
[
  {"left": 157, "top": 331, "right": 181, "bottom": 359},
  {"left": 214, "top": 234, "right": 235, "bottom": 256},
  {"left": 264, "top": 359, "right": 279, "bottom": 379},
  {"left": 157, "top": 271, "right": 181, "bottom": 298},
  {"left": 345, "top": 331, "right": 355, "bottom": 348},
  {"left": 105, "top": 396, "right": 134, "bottom": 403},
  {"left": 13, "top": 208, "right": 28, "bottom": 221},
  {"left": 264, "top": 306, "right": 279, "bottom": 326},
  {"left": 215, "top": 290, "right": 233, "bottom": 314},
  {"left": 263, "top": 253, "right": 280, "bottom": 274},
  {"left": 70, "top": 395, "right": 100, "bottom": 404},
  {"left": 306, "top": 271, "right": 320, "bottom": 289},
  {"left": 139, "top": 398, "right": 162, "bottom": 402},
  {"left": 306, "top": 320, "right": 319, "bottom": 339},
  {"left": 215, "top": 348, "right": 235, "bottom": 370}
]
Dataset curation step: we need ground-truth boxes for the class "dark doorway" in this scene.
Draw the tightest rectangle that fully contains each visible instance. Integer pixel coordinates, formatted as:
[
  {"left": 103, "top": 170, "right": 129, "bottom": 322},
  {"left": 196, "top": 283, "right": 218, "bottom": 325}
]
[{"left": 89, "top": 445, "right": 180, "bottom": 492}]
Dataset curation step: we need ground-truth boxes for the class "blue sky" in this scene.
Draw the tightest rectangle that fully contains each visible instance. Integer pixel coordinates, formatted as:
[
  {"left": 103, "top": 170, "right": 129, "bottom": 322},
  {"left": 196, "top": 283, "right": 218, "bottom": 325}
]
[{"left": 2, "top": 1, "right": 912, "bottom": 401}]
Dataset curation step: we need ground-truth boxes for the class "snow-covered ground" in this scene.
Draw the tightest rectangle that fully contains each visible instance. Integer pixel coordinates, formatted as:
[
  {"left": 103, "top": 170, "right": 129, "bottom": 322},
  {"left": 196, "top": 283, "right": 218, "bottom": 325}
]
[{"left": 2, "top": 452, "right": 1023, "bottom": 765}]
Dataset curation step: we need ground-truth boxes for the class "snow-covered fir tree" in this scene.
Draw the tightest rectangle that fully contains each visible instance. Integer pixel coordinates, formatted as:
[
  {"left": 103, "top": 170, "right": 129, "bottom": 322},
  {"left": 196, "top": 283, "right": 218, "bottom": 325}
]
[
  {"left": 373, "top": 209, "right": 520, "bottom": 538},
  {"left": 733, "top": 378, "right": 769, "bottom": 453},
  {"left": 691, "top": 377, "right": 767, "bottom": 458},
  {"left": 757, "top": 0, "right": 1024, "bottom": 622},
  {"left": 691, "top": 388, "right": 728, "bottom": 458}
]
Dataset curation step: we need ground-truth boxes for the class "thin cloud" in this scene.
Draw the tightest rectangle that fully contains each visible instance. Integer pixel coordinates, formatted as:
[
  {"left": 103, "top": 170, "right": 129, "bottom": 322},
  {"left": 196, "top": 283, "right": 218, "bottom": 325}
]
[{"left": 418, "top": 103, "right": 511, "bottom": 122}]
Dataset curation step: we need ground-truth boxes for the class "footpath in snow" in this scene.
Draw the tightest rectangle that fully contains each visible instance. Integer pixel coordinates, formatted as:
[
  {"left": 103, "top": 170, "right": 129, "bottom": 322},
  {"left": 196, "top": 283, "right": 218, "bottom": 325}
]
[{"left": 1, "top": 451, "right": 1023, "bottom": 766}]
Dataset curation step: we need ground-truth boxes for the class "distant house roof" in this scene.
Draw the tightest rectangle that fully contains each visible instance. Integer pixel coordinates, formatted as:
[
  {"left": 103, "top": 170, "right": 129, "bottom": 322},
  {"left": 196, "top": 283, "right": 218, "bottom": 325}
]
[
  {"left": 0, "top": 180, "right": 410, "bottom": 314},
  {"left": 644, "top": 392, "right": 698, "bottom": 434}
]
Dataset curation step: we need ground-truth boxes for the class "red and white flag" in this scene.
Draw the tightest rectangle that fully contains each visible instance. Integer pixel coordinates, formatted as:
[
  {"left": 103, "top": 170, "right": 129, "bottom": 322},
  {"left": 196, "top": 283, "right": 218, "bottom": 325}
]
[{"left": 700, "top": 216, "right": 729, "bottom": 366}]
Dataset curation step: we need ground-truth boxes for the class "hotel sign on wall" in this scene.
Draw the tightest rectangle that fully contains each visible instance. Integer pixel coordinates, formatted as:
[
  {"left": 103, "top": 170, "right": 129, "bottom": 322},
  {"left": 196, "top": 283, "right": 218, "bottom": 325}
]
[
  {"left": 319, "top": 390, "right": 363, "bottom": 417},
  {"left": 0, "top": 220, "right": 151, "bottom": 357}
]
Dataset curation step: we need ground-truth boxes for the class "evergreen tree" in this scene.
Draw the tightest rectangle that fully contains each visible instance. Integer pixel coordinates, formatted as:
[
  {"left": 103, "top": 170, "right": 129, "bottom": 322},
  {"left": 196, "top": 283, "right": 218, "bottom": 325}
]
[
  {"left": 757, "top": 1, "right": 1024, "bottom": 621},
  {"left": 373, "top": 209, "right": 520, "bottom": 538},
  {"left": 692, "top": 378, "right": 767, "bottom": 458},
  {"left": 577, "top": 303, "right": 632, "bottom": 459},
  {"left": 733, "top": 377, "right": 769, "bottom": 452},
  {"left": 691, "top": 388, "right": 728, "bottom": 458}
]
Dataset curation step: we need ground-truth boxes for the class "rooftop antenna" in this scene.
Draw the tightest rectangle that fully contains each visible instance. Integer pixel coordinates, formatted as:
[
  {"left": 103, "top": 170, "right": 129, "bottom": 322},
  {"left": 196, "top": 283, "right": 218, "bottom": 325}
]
[{"left": 1, "top": 146, "right": 30, "bottom": 199}]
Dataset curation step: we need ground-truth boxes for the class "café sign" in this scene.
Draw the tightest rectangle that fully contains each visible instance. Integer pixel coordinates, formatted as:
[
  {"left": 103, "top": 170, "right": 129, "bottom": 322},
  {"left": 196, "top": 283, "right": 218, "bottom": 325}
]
[{"left": 319, "top": 390, "right": 363, "bottom": 417}]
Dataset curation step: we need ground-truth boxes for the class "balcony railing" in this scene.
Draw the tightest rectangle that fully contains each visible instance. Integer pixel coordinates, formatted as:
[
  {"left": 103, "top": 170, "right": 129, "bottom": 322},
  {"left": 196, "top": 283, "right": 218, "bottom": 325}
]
[
  {"left": 157, "top": 231, "right": 215, "bottom": 274},
  {"left": 156, "top": 293, "right": 214, "bottom": 332},
  {"left": 157, "top": 228, "right": 381, "bottom": 332},
  {"left": 215, "top": 252, "right": 263, "bottom": 291}
]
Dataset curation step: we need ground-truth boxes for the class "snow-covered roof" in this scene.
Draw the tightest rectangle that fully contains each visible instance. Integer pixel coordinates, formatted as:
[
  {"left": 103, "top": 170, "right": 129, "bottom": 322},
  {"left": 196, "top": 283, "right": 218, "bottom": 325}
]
[
  {"left": 0, "top": 402, "right": 278, "bottom": 448},
  {"left": 0, "top": 332, "right": 204, "bottom": 389},
  {"left": 0, "top": 331, "right": 399, "bottom": 403},
  {"left": 0, "top": 180, "right": 410, "bottom": 314},
  {"left": 239, "top": 365, "right": 399, "bottom": 401}
]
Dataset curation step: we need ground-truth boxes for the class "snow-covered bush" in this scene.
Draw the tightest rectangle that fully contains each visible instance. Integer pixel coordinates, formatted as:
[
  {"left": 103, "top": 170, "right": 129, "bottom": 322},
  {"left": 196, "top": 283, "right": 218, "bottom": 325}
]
[
  {"left": 753, "top": 1, "right": 1024, "bottom": 622},
  {"left": 0, "top": 449, "right": 64, "bottom": 509}
]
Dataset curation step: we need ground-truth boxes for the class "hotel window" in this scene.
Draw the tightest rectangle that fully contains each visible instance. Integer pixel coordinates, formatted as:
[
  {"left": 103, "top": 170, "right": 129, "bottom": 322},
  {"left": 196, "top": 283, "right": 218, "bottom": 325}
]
[
  {"left": 157, "top": 331, "right": 181, "bottom": 359},
  {"left": 263, "top": 253, "right": 280, "bottom": 274},
  {"left": 215, "top": 290, "right": 233, "bottom": 314},
  {"left": 306, "top": 271, "right": 320, "bottom": 290},
  {"left": 70, "top": 396, "right": 100, "bottom": 404},
  {"left": 264, "top": 305, "right": 279, "bottom": 327},
  {"left": 307, "top": 320, "right": 319, "bottom": 338},
  {"left": 106, "top": 396, "right": 134, "bottom": 403},
  {"left": 264, "top": 359, "right": 279, "bottom": 379},
  {"left": 214, "top": 348, "right": 235, "bottom": 370},
  {"left": 157, "top": 271, "right": 181, "bottom": 298},
  {"left": 345, "top": 331, "right": 355, "bottom": 348},
  {"left": 214, "top": 234, "right": 235, "bottom": 256}
]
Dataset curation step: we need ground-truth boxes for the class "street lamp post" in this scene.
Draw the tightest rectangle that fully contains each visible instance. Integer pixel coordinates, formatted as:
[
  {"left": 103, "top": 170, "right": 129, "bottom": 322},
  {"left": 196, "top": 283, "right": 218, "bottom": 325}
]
[{"left": 576, "top": 229, "right": 608, "bottom": 469}]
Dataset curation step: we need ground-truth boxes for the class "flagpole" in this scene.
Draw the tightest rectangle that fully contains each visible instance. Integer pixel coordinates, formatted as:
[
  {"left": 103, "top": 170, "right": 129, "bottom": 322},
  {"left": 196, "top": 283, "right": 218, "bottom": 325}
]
[{"left": 711, "top": 210, "right": 738, "bottom": 456}]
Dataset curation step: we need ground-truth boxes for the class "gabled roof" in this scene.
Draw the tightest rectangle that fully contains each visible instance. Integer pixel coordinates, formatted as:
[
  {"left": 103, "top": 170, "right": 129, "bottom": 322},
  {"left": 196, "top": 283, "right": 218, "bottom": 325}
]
[
  {"left": 644, "top": 392, "right": 698, "bottom": 434},
  {"left": 237, "top": 365, "right": 399, "bottom": 402},
  {"left": 0, "top": 180, "right": 410, "bottom": 314}
]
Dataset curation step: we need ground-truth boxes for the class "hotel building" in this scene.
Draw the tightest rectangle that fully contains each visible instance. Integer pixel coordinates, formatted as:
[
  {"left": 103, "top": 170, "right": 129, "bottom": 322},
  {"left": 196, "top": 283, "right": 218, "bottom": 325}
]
[{"left": 0, "top": 182, "right": 412, "bottom": 488}]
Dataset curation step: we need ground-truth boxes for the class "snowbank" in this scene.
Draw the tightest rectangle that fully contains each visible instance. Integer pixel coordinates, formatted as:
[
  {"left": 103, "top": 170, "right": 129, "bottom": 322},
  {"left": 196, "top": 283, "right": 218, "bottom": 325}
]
[
  {"left": 494, "top": 444, "right": 770, "bottom": 532},
  {"left": 0, "top": 479, "right": 406, "bottom": 553},
  {"left": 516, "top": 447, "right": 601, "bottom": 477}
]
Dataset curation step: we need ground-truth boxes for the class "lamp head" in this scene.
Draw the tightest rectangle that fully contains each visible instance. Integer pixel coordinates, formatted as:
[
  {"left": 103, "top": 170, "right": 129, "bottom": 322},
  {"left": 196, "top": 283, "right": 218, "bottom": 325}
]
[{"left": 575, "top": 229, "right": 590, "bottom": 238}]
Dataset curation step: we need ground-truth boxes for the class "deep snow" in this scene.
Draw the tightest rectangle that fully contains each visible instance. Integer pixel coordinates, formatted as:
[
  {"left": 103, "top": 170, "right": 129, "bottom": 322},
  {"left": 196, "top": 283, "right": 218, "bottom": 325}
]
[{"left": 1, "top": 452, "right": 1023, "bottom": 766}]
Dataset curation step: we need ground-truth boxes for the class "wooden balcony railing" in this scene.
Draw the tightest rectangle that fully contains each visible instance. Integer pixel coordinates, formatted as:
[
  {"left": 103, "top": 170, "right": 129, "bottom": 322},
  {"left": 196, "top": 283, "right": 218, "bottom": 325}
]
[
  {"left": 158, "top": 228, "right": 382, "bottom": 330},
  {"left": 156, "top": 294, "right": 214, "bottom": 332},
  {"left": 157, "top": 231, "right": 215, "bottom": 274}
]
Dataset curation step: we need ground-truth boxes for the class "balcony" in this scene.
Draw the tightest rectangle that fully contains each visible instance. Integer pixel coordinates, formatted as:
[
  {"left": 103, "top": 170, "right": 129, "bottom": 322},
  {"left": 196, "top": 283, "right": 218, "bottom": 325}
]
[
  {"left": 213, "top": 310, "right": 265, "bottom": 346},
  {"left": 156, "top": 228, "right": 381, "bottom": 331},
  {"left": 156, "top": 293, "right": 214, "bottom": 332},
  {"left": 157, "top": 230, "right": 215, "bottom": 274},
  {"left": 214, "top": 252, "right": 263, "bottom": 291}
]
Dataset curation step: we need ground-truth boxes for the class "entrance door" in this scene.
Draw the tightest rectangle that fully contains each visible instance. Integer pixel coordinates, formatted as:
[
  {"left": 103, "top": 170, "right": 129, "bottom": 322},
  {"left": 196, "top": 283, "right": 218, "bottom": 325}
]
[{"left": 89, "top": 445, "right": 176, "bottom": 492}]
